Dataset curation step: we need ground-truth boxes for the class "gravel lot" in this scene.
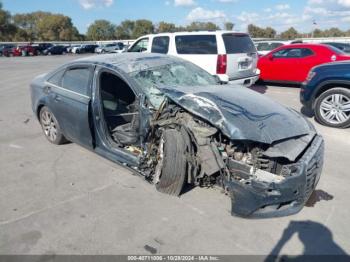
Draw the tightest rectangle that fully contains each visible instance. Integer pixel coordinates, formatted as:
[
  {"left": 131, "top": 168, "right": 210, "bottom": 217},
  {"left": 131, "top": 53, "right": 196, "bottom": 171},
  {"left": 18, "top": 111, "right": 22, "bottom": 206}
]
[{"left": 0, "top": 55, "right": 349, "bottom": 256}]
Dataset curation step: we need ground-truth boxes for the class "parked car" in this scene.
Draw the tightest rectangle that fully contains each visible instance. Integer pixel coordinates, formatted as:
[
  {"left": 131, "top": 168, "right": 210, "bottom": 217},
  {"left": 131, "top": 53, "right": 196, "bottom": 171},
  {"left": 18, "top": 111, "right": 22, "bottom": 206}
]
[
  {"left": 66, "top": 45, "right": 80, "bottom": 53},
  {"left": 30, "top": 53, "right": 324, "bottom": 218},
  {"left": 301, "top": 61, "right": 350, "bottom": 128},
  {"left": 71, "top": 45, "right": 83, "bottom": 54},
  {"left": 127, "top": 31, "right": 260, "bottom": 86},
  {"left": 43, "top": 45, "right": 67, "bottom": 55},
  {"left": 32, "top": 43, "right": 53, "bottom": 55},
  {"left": 255, "top": 41, "right": 289, "bottom": 56},
  {"left": 4, "top": 45, "right": 38, "bottom": 57},
  {"left": 0, "top": 44, "right": 15, "bottom": 56},
  {"left": 258, "top": 44, "right": 350, "bottom": 84},
  {"left": 95, "top": 42, "right": 125, "bottom": 54},
  {"left": 323, "top": 42, "right": 350, "bottom": 54},
  {"left": 75, "top": 44, "right": 98, "bottom": 54}
]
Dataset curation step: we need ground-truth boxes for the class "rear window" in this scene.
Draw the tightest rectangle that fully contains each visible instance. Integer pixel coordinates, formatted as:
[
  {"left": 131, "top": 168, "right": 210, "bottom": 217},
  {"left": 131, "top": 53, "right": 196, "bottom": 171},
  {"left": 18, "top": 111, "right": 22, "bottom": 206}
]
[
  {"left": 175, "top": 35, "right": 217, "bottom": 54},
  {"left": 327, "top": 45, "right": 346, "bottom": 55},
  {"left": 151, "top": 36, "right": 170, "bottom": 54},
  {"left": 222, "top": 34, "right": 256, "bottom": 54}
]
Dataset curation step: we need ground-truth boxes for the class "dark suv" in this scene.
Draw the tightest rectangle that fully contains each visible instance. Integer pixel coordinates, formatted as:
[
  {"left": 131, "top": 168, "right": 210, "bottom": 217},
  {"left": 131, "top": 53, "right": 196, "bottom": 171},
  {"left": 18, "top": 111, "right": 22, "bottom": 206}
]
[{"left": 301, "top": 61, "right": 350, "bottom": 128}]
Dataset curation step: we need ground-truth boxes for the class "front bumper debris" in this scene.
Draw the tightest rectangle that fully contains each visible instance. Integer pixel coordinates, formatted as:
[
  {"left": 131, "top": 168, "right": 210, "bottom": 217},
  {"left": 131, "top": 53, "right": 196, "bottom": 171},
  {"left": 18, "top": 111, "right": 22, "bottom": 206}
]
[{"left": 224, "top": 135, "right": 324, "bottom": 218}]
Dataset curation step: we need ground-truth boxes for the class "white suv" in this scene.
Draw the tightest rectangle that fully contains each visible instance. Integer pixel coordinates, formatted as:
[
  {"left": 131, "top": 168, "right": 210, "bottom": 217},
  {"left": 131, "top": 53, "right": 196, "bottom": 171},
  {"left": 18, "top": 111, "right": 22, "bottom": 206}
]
[{"left": 127, "top": 31, "right": 260, "bottom": 86}]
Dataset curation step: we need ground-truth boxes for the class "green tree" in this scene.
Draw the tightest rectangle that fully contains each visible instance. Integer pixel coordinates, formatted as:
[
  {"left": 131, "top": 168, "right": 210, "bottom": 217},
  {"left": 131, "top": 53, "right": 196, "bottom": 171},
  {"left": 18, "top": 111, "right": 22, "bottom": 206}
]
[
  {"left": 247, "top": 24, "right": 276, "bottom": 38},
  {"left": 131, "top": 19, "right": 154, "bottom": 39},
  {"left": 12, "top": 11, "right": 81, "bottom": 41},
  {"left": 265, "top": 27, "right": 276, "bottom": 38},
  {"left": 323, "top": 27, "right": 345, "bottom": 37},
  {"left": 157, "top": 21, "right": 176, "bottom": 33},
  {"left": 313, "top": 28, "right": 324, "bottom": 38},
  {"left": 0, "top": 3, "right": 18, "bottom": 41},
  {"left": 115, "top": 20, "right": 135, "bottom": 39},
  {"left": 224, "top": 22, "right": 234, "bottom": 31},
  {"left": 186, "top": 22, "right": 220, "bottom": 31},
  {"left": 86, "top": 19, "right": 115, "bottom": 40},
  {"left": 280, "top": 27, "right": 300, "bottom": 40}
]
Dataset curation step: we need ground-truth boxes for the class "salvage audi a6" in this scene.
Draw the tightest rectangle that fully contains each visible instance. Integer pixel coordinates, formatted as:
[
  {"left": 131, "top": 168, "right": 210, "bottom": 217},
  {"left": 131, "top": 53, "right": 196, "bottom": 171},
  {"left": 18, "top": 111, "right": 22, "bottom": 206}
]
[{"left": 30, "top": 53, "right": 324, "bottom": 218}]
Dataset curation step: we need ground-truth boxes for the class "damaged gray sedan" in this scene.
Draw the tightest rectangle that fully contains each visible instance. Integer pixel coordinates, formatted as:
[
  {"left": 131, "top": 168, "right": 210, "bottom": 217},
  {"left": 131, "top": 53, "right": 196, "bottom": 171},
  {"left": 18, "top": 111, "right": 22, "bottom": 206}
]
[{"left": 30, "top": 53, "right": 324, "bottom": 218}]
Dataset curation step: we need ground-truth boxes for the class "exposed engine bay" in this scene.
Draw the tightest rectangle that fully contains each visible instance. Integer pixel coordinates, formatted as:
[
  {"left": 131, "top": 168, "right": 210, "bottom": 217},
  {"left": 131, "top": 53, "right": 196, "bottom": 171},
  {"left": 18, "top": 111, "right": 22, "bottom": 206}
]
[{"left": 133, "top": 101, "right": 324, "bottom": 218}]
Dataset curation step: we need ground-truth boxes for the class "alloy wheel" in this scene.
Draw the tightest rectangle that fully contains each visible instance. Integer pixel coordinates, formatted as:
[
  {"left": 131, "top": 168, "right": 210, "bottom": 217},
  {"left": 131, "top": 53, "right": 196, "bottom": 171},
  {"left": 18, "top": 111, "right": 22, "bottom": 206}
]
[
  {"left": 319, "top": 94, "right": 350, "bottom": 125},
  {"left": 40, "top": 110, "right": 58, "bottom": 142}
]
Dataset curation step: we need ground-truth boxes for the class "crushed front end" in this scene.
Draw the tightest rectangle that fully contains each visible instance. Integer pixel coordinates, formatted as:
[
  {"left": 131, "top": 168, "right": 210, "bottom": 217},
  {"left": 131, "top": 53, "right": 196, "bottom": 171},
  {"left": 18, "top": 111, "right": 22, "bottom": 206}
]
[
  {"left": 222, "top": 135, "right": 324, "bottom": 218},
  {"left": 147, "top": 100, "right": 325, "bottom": 218}
]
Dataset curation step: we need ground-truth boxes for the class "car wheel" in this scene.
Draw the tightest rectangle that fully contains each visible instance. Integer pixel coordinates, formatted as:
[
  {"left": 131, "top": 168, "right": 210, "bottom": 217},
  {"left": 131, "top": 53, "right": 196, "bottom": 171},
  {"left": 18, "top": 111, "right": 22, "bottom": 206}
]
[
  {"left": 101, "top": 50, "right": 106, "bottom": 54},
  {"left": 48, "top": 52, "right": 52, "bottom": 56},
  {"left": 154, "top": 129, "right": 187, "bottom": 196},
  {"left": 62, "top": 51, "right": 67, "bottom": 55},
  {"left": 315, "top": 88, "right": 350, "bottom": 128},
  {"left": 39, "top": 106, "right": 67, "bottom": 145}
]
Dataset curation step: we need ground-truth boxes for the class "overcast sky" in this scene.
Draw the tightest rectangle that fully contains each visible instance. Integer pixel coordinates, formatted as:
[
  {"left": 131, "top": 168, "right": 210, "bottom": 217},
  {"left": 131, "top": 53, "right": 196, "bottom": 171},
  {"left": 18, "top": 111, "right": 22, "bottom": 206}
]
[{"left": 3, "top": 0, "right": 350, "bottom": 33}]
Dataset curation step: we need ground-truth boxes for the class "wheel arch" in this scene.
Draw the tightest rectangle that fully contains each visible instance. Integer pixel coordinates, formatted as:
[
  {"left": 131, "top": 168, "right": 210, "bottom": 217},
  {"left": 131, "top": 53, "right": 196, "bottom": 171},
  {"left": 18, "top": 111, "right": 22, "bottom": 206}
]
[{"left": 315, "top": 81, "right": 350, "bottom": 99}]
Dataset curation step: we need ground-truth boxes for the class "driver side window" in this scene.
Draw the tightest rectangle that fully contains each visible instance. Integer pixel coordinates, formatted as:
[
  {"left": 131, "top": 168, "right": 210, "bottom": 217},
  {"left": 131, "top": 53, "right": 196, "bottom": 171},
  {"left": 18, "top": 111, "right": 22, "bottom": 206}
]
[
  {"left": 273, "top": 48, "right": 302, "bottom": 58},
  {"left": 128, "top": 38, "right": 149, "bottom": 53}
]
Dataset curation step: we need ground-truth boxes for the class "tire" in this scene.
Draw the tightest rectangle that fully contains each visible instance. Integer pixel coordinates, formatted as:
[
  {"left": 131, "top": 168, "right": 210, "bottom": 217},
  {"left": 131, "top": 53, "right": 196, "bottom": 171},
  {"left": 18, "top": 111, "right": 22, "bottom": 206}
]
[
  {"left": 155, "top": 129, "right": 187, "bottom": 196},
  {"left": 39, "top": 106, "right": 67, "bottom": 145},
  {"left": 314, "top": 87, "right": 350, "bottom": 128},
  {"left": 48, "top": 52, "right": 52, "bottom": 56}
]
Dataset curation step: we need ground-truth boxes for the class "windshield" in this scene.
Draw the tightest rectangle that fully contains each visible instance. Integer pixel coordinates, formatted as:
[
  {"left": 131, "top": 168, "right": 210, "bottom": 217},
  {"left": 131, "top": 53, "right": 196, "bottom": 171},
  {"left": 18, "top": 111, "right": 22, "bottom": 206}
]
[{"left": 129, "top": 62, "right": 217, "bottom": 108}]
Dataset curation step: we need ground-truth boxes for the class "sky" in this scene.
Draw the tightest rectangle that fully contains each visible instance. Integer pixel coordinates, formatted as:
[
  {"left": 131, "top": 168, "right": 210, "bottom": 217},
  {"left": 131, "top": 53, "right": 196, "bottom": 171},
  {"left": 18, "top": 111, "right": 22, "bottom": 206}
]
[{"left": 2, "top": 0, "right": 350, "bottom": 34}]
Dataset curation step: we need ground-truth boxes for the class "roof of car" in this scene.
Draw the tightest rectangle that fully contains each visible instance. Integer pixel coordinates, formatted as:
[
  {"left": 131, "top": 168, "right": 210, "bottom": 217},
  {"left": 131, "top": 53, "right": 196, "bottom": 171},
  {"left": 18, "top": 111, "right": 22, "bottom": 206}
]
[
  {"left": 138, "top": 30, "right": 248, "bottom": 38},
  {"left": 75, "top": 53, "right": 185, "bottom": 73},
  {"left": 281, "top": 43, "right": 330, "bottom": 49}
]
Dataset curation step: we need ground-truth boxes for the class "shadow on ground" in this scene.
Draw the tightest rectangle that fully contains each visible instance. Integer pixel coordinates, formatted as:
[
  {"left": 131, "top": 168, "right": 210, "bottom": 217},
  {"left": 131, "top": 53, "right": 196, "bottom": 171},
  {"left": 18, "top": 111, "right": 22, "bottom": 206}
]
[
  {"left": 249, "top": 84, "right": 269, "bottom": 94},
  {"left": 305, "top": 189, "right": 334, "bottom": 207},
  {"left": 265, "top": 220, "right": 348, "bottom": 261}
]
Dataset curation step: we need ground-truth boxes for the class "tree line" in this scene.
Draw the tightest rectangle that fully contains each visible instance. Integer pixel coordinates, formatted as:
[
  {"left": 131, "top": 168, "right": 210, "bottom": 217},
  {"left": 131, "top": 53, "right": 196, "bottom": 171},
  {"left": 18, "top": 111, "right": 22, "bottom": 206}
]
[
  {"left": 1, "top": 2, "right": 350, "bottom": 42},
  {"left": 248, "top": 24, "right": 350, "bottom": 40}
]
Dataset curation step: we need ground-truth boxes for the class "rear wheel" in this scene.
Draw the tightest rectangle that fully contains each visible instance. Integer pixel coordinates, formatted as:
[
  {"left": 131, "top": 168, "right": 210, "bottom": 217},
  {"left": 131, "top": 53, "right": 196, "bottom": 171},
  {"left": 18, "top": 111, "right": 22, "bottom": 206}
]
[
  {"left": 39, "top": 106, "right": 67, "bottom": 145},
  {"left": 315, "top": 88, "right": 350, "bottom": 128},
  {"left": 154, "top": 129, "right": 188, "bottom": 196}
]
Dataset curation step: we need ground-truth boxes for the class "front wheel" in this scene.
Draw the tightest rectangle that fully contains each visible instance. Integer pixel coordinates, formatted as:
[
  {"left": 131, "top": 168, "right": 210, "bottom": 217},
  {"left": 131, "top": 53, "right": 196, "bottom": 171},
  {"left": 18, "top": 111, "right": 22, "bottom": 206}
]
[
  {"left": 314, "top": 88, "right": 350, "bottom": 128},
  {"left": 154, "top": 129, "right": 188, "bottom": 196},
  {"left": 39, "top": 106, "right": 67, "bottom": 145}
]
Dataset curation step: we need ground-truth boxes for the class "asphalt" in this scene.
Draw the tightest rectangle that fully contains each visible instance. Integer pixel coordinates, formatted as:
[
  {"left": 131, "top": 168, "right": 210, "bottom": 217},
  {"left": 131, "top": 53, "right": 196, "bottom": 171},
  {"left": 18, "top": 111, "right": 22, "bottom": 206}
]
[{"left": 0, "top": 54, "right": 349, "bottom": 256}]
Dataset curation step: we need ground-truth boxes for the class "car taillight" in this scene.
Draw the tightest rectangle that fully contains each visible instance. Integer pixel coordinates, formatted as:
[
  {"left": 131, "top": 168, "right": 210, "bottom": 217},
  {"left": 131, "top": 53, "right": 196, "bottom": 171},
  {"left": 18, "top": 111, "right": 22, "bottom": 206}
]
[
  {"left": 216, "top": 54, "right": 227, "bottom": 74},
  {"left": 304, "top": 71, "right": 316, "bottom": 84}
]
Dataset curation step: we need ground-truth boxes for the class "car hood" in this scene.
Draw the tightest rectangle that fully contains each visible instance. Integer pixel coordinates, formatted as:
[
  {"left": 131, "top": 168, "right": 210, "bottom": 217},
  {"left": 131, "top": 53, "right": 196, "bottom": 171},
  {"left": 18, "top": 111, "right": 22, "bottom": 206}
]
[{"left": 158, "top": 84, "right": 312, "bottom": 144}]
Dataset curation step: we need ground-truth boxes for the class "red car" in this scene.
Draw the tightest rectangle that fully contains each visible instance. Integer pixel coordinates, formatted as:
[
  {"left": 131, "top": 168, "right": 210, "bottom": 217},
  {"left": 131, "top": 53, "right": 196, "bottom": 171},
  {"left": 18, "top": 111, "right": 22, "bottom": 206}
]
[
  {"left": 4, "top": 45, "right": 37, "bottom": 57},
  {"left": 258, "top": 44, "right": 350, "bottom": 84}
]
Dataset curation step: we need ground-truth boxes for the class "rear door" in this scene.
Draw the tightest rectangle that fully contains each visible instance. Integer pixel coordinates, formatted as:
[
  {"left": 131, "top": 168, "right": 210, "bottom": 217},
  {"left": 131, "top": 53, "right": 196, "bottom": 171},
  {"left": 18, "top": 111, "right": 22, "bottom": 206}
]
[
  {"left": 46, "top": 65, "right": 94, "bottom": 149},
  {"left": 174, "top": 34, "right": 218, "bottom": 75},
  {"left": 222, "top": 33, "right": 258, "bottom": 80}
]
